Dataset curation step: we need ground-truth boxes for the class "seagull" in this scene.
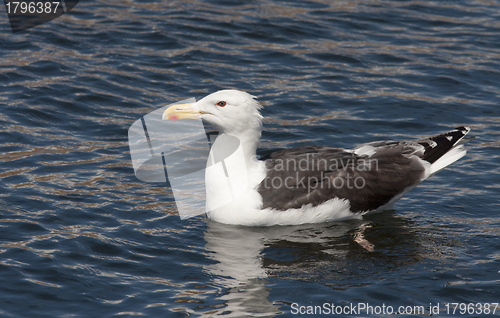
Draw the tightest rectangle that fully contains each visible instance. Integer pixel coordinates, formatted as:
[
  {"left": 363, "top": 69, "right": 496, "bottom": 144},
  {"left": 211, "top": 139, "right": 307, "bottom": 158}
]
[{"left": 162, "top": 90, "right": 470, "bottom": 226}]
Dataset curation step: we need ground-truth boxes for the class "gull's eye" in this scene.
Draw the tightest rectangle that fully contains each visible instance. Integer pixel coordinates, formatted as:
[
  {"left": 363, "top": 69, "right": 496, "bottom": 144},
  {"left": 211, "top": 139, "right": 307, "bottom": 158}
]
[{"left": 217, "top": 101, "right": 226, "bottom": 107}]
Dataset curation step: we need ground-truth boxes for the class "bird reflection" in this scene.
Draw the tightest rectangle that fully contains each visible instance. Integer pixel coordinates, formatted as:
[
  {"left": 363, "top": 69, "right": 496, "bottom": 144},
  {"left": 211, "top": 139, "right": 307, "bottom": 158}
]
[{"left": 201, "top": 211, "right": 421, "bottom": 317}]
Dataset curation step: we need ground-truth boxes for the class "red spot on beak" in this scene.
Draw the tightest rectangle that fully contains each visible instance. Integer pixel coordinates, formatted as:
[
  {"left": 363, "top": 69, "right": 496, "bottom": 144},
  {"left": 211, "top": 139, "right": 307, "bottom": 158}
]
[{"left": 169, "top": 114, "right": 179, "bottom": 121}]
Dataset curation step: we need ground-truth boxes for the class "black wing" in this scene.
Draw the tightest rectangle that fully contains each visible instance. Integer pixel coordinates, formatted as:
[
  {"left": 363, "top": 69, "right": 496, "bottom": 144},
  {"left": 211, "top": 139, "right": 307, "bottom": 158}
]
[
  {"left": 257, "top": 126, "right": 470, "bottom": 213},
  {"left": 257, "top": 145, "right": 427, "bottom": 213}
]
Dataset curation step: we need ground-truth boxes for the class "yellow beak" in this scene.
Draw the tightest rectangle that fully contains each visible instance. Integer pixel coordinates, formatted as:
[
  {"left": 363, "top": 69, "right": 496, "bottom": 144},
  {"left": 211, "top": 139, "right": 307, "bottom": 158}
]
[{"left": 162, "top": 102, "right": 200, "bottom": 121}]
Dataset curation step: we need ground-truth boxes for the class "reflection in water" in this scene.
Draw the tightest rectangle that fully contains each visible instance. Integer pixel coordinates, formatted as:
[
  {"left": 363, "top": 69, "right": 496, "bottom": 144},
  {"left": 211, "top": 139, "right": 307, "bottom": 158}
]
[
  {"left": 203, "top": 220, "right": 278, "bottom": 317},
  {"left": 201, "top": 211, "right": 422, "bottom": 316}
]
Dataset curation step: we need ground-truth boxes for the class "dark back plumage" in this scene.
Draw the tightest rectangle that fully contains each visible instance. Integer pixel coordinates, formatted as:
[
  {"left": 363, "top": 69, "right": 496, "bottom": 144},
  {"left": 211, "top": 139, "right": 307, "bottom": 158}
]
[{"left": 257, "top": 127, "right": 470, "bottom": 214}]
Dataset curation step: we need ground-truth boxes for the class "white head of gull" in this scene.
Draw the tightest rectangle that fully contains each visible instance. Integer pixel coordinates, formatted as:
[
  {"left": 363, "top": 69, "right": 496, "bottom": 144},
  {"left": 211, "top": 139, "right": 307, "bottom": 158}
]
[
  {"left": 163, "top": 89, "right": 470, "bottom": 226},
  {"left": 163, "top": 90, "right": 263, "bottom": 169}
]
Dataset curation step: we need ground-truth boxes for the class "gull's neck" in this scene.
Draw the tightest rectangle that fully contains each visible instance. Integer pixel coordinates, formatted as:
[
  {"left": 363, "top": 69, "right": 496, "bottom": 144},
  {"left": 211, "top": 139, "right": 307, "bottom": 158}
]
[{"left": 219, "top": 125, "right": 261, "bottom": 171}]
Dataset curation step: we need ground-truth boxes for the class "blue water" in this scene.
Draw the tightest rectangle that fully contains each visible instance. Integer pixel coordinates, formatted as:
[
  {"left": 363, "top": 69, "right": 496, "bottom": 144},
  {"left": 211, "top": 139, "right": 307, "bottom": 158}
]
[{"left": 1, "top": 0, "right": 500, "bottom": 317}]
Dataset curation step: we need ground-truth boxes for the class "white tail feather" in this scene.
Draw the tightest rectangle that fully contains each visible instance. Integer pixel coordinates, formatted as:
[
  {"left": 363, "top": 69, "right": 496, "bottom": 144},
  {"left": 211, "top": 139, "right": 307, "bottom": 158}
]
[{"left": 430, "top": 145, "right": 467, "bottom": 175}]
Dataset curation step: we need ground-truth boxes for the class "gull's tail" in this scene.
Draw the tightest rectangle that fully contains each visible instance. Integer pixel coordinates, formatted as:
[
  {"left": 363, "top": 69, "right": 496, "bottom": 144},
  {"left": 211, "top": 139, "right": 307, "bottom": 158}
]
[{"left": 417, "top": 126, "right": 471, "bottom": 175}]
